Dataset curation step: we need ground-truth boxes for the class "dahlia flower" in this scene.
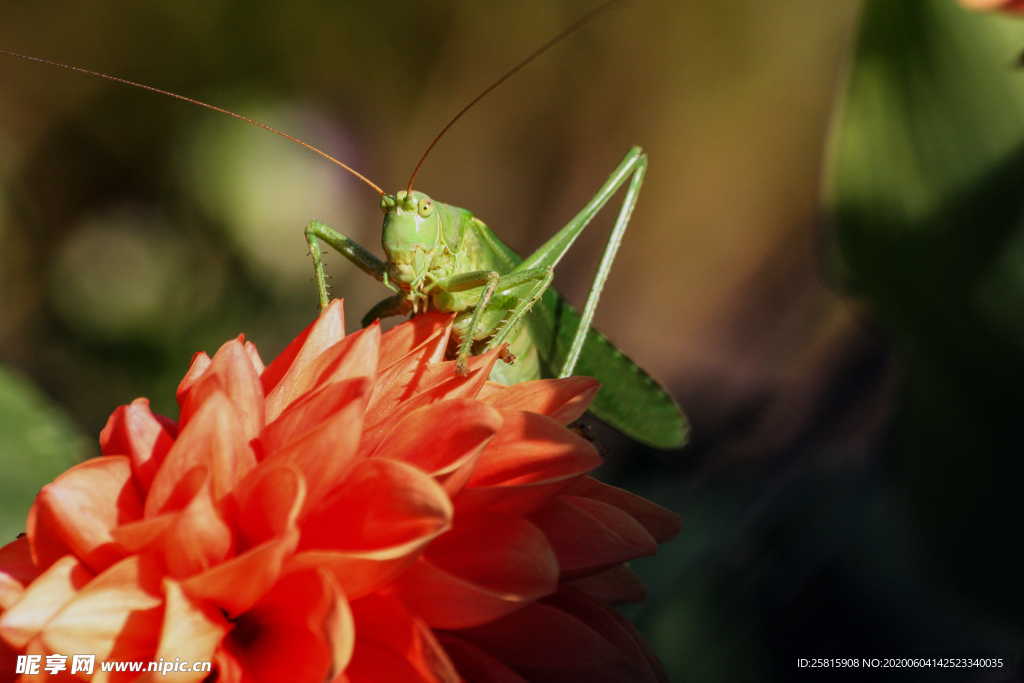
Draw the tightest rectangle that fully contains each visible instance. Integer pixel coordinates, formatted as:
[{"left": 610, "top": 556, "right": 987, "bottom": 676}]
[{"left": 0, "top": 300, "right": 680, "bottom": 682}]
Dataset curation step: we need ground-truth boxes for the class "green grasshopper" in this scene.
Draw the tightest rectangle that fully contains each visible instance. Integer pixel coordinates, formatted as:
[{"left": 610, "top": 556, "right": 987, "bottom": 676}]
[
  {"left": 1, "top": 2, "right": 688, "bottom": 449},
  {"left": 304, "top": 149, "right": 688, "bottom": 449}
]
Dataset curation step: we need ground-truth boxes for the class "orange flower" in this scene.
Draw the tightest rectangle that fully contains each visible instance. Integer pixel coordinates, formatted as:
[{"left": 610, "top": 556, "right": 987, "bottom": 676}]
[{"left": 0, "top": 301, "right": 680, "bottom": 682}]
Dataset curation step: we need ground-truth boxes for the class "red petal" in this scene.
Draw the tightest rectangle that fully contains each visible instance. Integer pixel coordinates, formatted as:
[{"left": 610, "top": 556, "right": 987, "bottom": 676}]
[
  {"left": 176, "top": 352, "right": 212, "bottom": 404},
  {"left": 261, "top": 378, "right": 368, "bottom": 515},
  {"left": 232, "top": 463, "right": 306, "bottom": 546},
  {"left": 478, "top": 377, "right": 599, "bottom": 424},
  {"left": 244, "top": 340, "right": 265, "bottom": 376},
  {"left": 361, "top": 349, "right": 501, "bottom": 456},
  {"left": 154, "top": 579, "right": 229, "bottom": 681},
  {"left": 436, "top": 634, "right": 529, "bottom": 683},
  {"left": 300, "top": 459, "right": 452, "bottom": 552},
  {"left": 27, "top": 456, "right": 142, "bottom": 573},
  {"left": 378, "top": 312, "right": 453, "bottom": 370},
  {"left": 293, "top": 459, "right": 452, "bottom": 599},
  {"left": 455, "top": 588, "right": 663, "bottom": 683},
  {"left": 262, "top": 300, "right": 347, "bottom": 420},
  {"left": 0, "top": 556, "right": 93, "bottom": 649},
  {"left": 258, "top": 377, "right": 367, "bottom": 457},
  {"left": 110, "top": 470, "right": 232, "bottom": 582},
  {"left": 41, "top": 555, "right": 164, "bottom": 663},
  {"left": 364, "top": 326, "right": 454, "bottom": 431},
  {"left": 182, "top": 531, "right": 299, "bottom": 618},
  {"left": 370, "top": 399, "right": 503, "bottom": 495},
  {"left": 304, "top": 323, "right": 380, "bottom": 394},
  {"left": 145, "top": 391, "right": 256, "bottom": 516},
  {"left": 566, "top": 477, "right": 682, "bottom": 543},
  {"left": 547, "top": 588, "right": 668, "bottom": 683},
  {"left": 99, "top": 398, "right": 175, "bottom": 489},
  {"left": 345, "top": 594, "right": 458, "bottom": 683},
  {"left": 110, "top": 515, "right": 174, "bottom": 554},
  {"left": 179, "top": 337, "right": 265, "bottom": 442},
  {"left": 531, "top": 494, "right": 657, "bottom": 577},
  {"left": 402, "top": 348, "right": 500, "bottom": 405},
  {"left": 0, "top": 538, "right": 39, "bottom": 611},
  {"left": 226, "top": 568, "right": 353, "bottom": 683},
  {"left": 456, "top": 412, "right": 600, "bottom": 517},
  {"left": 155, "top": 476, "right": 234, "bottom": 579},
  {"left": 395, "top": 517, "right": 558, "bottom": 629},
  {"left": 563, "top": 564, "right": 647, "bottom": 604}
]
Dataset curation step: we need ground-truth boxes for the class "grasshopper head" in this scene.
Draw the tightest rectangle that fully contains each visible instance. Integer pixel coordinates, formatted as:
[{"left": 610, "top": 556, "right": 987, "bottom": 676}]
[{"left": 380, "top": 189, "right": 443, "bottom": 291}]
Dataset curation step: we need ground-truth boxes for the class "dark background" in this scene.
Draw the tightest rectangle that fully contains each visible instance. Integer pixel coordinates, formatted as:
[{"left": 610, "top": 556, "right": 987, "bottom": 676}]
[{"left": 2, "top": 1, "right": 1024, "bottom": 680}]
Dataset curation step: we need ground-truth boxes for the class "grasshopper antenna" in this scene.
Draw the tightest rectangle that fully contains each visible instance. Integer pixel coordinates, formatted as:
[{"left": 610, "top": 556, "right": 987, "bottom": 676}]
[
  {"left": 405, "top": 0, "right": 622, "bottom": 194},
  {"left": 0, "top": 48, "right": 385, "bottom": 196}
]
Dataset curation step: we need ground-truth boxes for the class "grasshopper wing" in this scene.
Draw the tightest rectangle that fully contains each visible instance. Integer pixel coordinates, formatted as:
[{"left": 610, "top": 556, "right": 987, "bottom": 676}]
[{"left": 529, "top": 288, "right": 689, "bottom": 450}]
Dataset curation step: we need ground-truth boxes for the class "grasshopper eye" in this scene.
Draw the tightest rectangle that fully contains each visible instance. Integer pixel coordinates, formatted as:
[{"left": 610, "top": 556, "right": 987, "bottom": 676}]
[
  {"left": 380, "top": 195, "right": 396, "bottom": 213},
  {"left": 417, "top": 198, "right": 434, "bottom": 217}
]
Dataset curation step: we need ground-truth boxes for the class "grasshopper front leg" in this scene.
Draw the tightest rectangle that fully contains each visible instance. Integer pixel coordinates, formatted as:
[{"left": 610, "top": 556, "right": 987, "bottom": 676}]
[
  {"left": 434, "top": 267, "right": 554, "bottom": 374},
  {"left": 304, "top": 220, "right": 391, "bottom": 310}
]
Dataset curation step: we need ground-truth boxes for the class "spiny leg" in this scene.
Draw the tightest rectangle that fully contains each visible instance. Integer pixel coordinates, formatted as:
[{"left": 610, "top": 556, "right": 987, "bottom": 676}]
[
  {"left": 486, "top": 266, "right": 554, "bottom": 352},
  {"left": 304, "top": 220, "right": 390, "bottom": 310},
  {"left": 446, "top": 272, "right": 499, "bottom": 374},
  {"left": 434, "top": 268, "right": 548, "bottom": 374}
]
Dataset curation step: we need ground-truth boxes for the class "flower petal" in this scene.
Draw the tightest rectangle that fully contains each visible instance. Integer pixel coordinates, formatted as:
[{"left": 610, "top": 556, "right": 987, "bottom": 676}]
[
  {"left": 258, "top": 377, "right": 367, "bottom": 456},
  {"left": 436, "top": 634, "right": 529, "bottom": 683},
  {"left": 145, "top": 390, "right": 256, "bottom": 516},
  {"left": 0, "top": 556, "right": 93, "bottom": 649},
  {"left": 178, "top": 337, "right": 265, "bottom": 442},
  {"left": 454, "top": 588, "right": 664, "bottom": 683},
  {"left": 531, "top": 494, "right": 657, "bottom": 577},
  {"left": 244, "top": 340, "right": 265, "bottom": 375},
  {"left": 345, "top": 593, "right": 458, "bottom": 683},
  {"left": 151, "top": 579, "right": 229, "bottom": 683},
  {"left": 304, "top": 323, "right": 380, "bottom": 394},
  {"left": 363, "top": 326, "right": 455, "bottom": 432},
  {"left": 566, "top": 477, "right": 682, "bottom": 543},
  {"left": 563, "top": 564, "right": 647, "bottom": 604},
  {"left": 224, "top": 568, "right": 353, "bottom": 683},
  {"left": 99, "top": 398, "right": 175, "bottom": 489},
  {"left": 300, "top": 459, "right": 452, "bottom": 553},
  {"left": 176, "top": 352, "right": 212, "bottom": 404},
  {"left": 262, "top": 300, "right": 346, "bottom": 420},
  {"left": 41, "top": 555, "right": 164, "bottom": 663},
  {"left": 478, "top": 377, "right": 599, "bottom": 424},
  {"left": 294, "top": 459, "right": 452, "bottom": 599},
  {"left": 377, "top": 312, "right": 452, "bottom": 370},
  {"left": 456, "top": 411, "right": 601, "bottom": 517},
  {"left": 181, "top": 531, "right": 298, "bottom": 618},
  {"left": 262, "top": 378, "right": 369, "bottom": 515},
  {"left": 27, "top": 456, "right": 142, "bottom": 573},
  {"left": 232, "top": 463, "right": 306, "bottom": 546},
  {"left": 395, "top": 518, "right": 558, "bottom": 629},
  {"left": 361, "top": 349, "right": 501, "bottom": 456},
  {"left": 154, "top": 473, "right": 234, "bottom": 578},
  {"left": 0, "top": 537, "right": 40, "bottom": 610},
  {"left": 370, "top": 399, "right": 502, "bottom": 495}
]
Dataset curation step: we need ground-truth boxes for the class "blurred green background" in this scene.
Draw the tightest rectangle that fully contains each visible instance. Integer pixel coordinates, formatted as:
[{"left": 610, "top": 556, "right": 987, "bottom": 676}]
[{"left": 3, "top": 0, "right": 1024, "bottom": 680}]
